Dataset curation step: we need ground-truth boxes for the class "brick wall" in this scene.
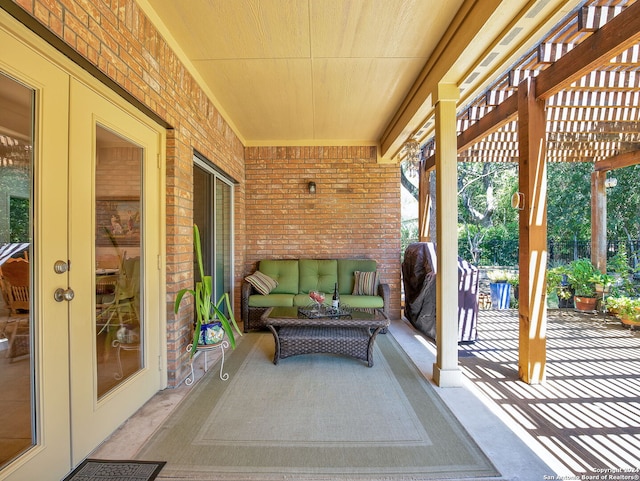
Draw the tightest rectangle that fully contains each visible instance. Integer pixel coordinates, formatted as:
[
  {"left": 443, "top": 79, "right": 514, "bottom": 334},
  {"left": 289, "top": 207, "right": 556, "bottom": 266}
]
[
  {"left": 96, "top": 146, "right": 141, "bottom": 198},
  {"left": 11, "top": 0, "right": 246, "bottom": 386},
  {"left": 244, "top": 146, "right": 402, "bottom": 319},
  {"left": 95, "top": 146, "right": 142, "bottom": 264},
  {"left": 9, "top": 0, "right": 403, "bottom": 385}
]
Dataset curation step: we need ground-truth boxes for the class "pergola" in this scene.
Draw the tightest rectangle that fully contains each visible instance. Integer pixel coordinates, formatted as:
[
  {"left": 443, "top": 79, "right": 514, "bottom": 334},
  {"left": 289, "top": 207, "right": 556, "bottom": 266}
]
[{"left": 414, "top": 0, "right": 640, "bottom": 384}]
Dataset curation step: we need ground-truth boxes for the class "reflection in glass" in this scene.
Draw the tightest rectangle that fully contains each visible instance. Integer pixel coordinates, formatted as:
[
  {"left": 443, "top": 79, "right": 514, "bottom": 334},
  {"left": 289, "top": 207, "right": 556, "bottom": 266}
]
[
  {"left": 216, "top": 178, "right": 232, "bottom": 316},
  {"left": 95, "top": 125, "right": 143, "bottom": 398},
  {"left": 0, "top": 73, "right": 34, "bottom": 468},
  {"left": 193, "top": 162, "right": 234, "bottom": 318}
]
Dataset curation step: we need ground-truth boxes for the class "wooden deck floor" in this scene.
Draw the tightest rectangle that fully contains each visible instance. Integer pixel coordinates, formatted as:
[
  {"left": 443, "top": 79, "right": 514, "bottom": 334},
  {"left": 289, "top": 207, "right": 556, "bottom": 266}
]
[{"left": 459, "top": 308, "right": 640, "bottom": 475}]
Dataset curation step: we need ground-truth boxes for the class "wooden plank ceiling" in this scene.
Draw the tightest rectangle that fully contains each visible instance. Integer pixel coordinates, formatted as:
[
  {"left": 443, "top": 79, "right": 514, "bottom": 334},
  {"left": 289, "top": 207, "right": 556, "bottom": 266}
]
[
  {"left": 421, "top": 0, "right": 640, "bottom": 166},
  {"left": 140, "top": 0, "right": 467, "bottom": 147}
]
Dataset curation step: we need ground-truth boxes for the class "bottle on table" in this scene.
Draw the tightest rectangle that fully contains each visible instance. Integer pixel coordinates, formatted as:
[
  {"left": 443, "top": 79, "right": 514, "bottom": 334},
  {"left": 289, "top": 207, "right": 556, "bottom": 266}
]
[{"left": 332, "top": 283, "right": 340, "bottom": 309}]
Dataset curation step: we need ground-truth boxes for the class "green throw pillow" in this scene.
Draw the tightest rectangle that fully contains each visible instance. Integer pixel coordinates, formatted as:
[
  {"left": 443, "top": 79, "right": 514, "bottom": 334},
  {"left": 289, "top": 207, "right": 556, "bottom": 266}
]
[
  {"left": 245, "top": 271, "right": 278, "bottom": 296},
  {"left": 352, "top": 271, "right": 379, "bottom": 296}
]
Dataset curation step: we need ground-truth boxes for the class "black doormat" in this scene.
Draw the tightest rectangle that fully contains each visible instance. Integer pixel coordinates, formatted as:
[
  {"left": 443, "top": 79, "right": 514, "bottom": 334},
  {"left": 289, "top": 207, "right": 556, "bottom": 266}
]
[{"left": 62, "top": 459, "right": 165, "bottom": 481}]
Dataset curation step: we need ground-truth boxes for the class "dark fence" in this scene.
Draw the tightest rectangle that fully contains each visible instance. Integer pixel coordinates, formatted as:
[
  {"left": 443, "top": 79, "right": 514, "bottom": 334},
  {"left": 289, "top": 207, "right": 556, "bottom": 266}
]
[{"left": 471, "top": 238, "right": 640, "bottom": 268}]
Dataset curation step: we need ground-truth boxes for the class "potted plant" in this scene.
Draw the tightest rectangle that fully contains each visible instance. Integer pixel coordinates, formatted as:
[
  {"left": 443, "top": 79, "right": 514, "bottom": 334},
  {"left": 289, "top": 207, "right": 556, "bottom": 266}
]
[
  {"left": 604, "top": 295, "right": 630, "bottom": 318},
  {"left": 547, "top": 264, "right": 574, "bottom": 308},
  {"left": 487, "top": 269, "right": 511, "bottom": 309},
  {"left": 619, "top": 298, "right": 640, "bottom": 328},
  {"left": 606, "top": 296, "right": 640, "bottom": 327},
  {"left": 592, "top": 271, "right": 614, "bottom": 295},
  {"left": 507, "top": 271, "right": 519, "bottom": 308},
  {"left": 175, "top": 224, "right": 242, "bottom": 358},
  {"left": 607, "top": 246, "right": 636, "bottom": 298},
  {"left": 566, "top": 259, "right": 600, "bottom": 311}
]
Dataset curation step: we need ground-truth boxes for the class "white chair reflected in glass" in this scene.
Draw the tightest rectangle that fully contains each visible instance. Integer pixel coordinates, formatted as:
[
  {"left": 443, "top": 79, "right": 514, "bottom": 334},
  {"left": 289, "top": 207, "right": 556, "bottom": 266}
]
[{"left": 96, "top": 256, "right": 140, "bottom": 378}]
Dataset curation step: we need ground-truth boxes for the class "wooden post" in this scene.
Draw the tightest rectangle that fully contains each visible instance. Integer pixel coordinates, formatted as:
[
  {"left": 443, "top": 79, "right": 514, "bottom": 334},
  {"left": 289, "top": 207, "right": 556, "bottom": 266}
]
[
  {"left": 517, "top": 77, "right": 547, "bottom": 385},
  {"left": 418, "top": 167, "right": 431, "bottom": 242},
  {"left": 433, "top": 83, "right": 462, "bottom": 388},
  {"left": 591, "top": 171, "right": 607, "bottom": 273}
]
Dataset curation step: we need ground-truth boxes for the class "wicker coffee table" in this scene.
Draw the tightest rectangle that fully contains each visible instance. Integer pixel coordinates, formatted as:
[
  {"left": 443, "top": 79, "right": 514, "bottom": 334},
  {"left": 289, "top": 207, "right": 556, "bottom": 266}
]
[{"left": 262, "top": 306, "right": 389, "bottom": 367}]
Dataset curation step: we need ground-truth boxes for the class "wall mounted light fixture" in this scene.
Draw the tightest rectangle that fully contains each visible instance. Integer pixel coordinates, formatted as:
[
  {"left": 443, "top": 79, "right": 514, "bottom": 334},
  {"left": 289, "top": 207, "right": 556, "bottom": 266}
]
[
  {"left": 308, "top": 181, "right": 316, "bottom": 194},
  {"left": 604, "top": 177, "right": 617, "bottom": 188},
  {"left": 511, "top": 192, "right": 525, "bottom": 210}
]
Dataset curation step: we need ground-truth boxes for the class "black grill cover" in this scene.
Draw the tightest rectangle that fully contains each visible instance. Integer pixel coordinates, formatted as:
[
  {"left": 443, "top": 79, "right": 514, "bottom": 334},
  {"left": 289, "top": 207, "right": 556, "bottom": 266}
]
[{"left": 402, "top": 242, "right": 478, "bottom": 343}]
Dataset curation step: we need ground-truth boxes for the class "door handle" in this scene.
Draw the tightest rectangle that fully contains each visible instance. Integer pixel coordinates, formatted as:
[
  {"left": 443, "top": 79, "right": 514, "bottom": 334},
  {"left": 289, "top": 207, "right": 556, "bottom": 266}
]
[
  {"left": 54, "top": 260, "right": 69, "bottom": 274},
  {"left": 54, "top": 288, "right": 75, "bottom": 302}
]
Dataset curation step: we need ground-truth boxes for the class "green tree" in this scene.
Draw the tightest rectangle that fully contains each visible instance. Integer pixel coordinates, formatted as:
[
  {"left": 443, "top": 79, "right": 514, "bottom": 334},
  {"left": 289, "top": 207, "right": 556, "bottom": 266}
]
[
  {"left": 9, "top": 197, "right": 30, "bottom": 242},
  {"left": 401, "top": 157, "right": 639, "bottom": 267},
  {"left": 457, "top": 162, "right": 518, "bottom": 262},
  {"left": 547, "top": 162, "right": 592, "bottom": 242},
  {"left": 607, "top": 164, "right": 640, "bottom": 241}
]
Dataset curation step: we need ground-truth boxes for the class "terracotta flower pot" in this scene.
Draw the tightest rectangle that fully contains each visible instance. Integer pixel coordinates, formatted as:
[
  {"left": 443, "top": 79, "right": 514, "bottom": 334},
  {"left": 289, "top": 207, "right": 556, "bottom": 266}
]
[
  {"left": 574, "top": 296, "right": 597, "bottom": 312},
  {"left": 620, "top": 306, "right": 640, "bottom": 327},
  {"left": 620, "top": 317, "right": 640, "bottom": 326}
]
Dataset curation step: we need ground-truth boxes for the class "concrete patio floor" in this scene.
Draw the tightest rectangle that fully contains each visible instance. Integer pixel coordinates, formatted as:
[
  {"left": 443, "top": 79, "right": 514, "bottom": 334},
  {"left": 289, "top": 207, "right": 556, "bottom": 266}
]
[{"left": 91, "top": 308, "right": 640, "bottom": 481}]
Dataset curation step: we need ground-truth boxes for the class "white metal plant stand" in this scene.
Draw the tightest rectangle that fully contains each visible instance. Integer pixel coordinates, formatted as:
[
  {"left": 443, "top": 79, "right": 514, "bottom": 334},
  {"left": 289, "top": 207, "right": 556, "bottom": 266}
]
[{"left": 185, "top": 340, "right": 229, "bottom": 385}]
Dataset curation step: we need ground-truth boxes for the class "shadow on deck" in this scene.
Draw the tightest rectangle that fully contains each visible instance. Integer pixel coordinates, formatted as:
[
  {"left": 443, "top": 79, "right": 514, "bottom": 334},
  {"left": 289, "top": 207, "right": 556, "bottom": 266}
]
[{"left": 459, "top": 308, "right": 640, "bottom": 476}]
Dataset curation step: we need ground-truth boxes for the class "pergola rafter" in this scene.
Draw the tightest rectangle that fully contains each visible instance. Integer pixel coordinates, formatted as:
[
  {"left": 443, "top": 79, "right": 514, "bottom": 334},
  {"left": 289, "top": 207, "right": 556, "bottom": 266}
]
[{"left": 422, "top": 0, "right": 640, "bottom": 167}]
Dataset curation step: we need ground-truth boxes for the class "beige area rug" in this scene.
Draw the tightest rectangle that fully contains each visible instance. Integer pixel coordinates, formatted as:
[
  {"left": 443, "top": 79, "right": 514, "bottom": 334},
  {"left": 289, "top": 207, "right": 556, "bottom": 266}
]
[{"left": 137, "top": 332, "right": 499, "bottom": 480}]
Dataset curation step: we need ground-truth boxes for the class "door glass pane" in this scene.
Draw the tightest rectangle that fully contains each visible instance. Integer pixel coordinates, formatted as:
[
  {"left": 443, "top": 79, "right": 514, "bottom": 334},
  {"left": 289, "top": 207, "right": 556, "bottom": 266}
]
[
  {"left": 193, "top": 164, "right": 211, "bottom": 284},
  {"left": 193, "top": 161, "right": 233, "bottom": 316},
  {"left": 0, "top": 73, "right": 34, "bottom": 467},
  {"left": 95, "top": 125, "right": 143, "bottom": 398},
  {"left": 215, "top": 178, "right": 232, "bottom": 314}
]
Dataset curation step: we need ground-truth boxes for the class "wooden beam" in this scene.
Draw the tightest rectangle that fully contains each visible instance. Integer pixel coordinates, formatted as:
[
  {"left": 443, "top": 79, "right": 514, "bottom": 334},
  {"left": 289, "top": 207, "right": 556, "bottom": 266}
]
[
  {"left": 418, "top": 168, "right": 431, "bottom": 242},
  {"left": 457, "top": 94, "right": 518, "bottom": 152},
  {"left": 517, "top": 77, "right": 547, "bottom": 385},
  {"left": 535, "top": 0, "right": 640, "bottom": 99},
  {"left": 591, "top": 171, "right": 607, "bottom": 273},
  {"left": 422, "top": 93, "right": 519, "bottom": 168},
  {"left": 379, "top": 0, "right": 503, "bottom": 159},
  {"left": 425, "top": 154, "right": 435, "bottom": 171},
  {"left": 594, "top": 149, "right": 640, "bottom": 171},
  {"left": 578, "top": 5, "right": 622, "bottom": 32}
]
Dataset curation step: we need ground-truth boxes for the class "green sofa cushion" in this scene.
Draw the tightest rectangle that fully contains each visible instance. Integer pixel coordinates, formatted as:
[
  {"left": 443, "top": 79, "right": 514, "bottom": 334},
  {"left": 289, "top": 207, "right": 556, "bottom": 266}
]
[
  {"left": 246, "top": 260, "right": 385, "bottom": 313},
  {"left": 259, "top": 260, "right": 299, "bottom": 294},
  {"left": 248, "top": 293, "right": 294, "bottom": 308},
  {"left": 339, "top": 294, "right": 384, "bottom": 309},
  {"left": 255, "top": 294, "right": 382, "bottom": 309},
  {"left": 337, "top": 259, "right": 377, "bottom": 295},
  {"left": 299, "top": 259, "right": 338, "bottom": 294}
]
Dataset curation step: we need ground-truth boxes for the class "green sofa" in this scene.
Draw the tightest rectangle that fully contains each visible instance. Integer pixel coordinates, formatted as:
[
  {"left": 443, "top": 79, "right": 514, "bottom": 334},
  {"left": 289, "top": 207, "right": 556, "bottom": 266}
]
[{"left": 241, "top": 259, "right": 390, "bottom": 332}]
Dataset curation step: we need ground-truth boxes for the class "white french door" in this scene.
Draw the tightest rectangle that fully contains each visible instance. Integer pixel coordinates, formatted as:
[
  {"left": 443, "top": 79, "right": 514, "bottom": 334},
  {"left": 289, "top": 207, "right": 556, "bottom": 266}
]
[
  {"left": 67, "top": 78, "right": 164, "bottom": 464},
  {"left": 0, "top": 13, "right": 165, "bottom": 481},
  {"left": 0, "top": 21, "right": 72, "bottom": 481}
]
